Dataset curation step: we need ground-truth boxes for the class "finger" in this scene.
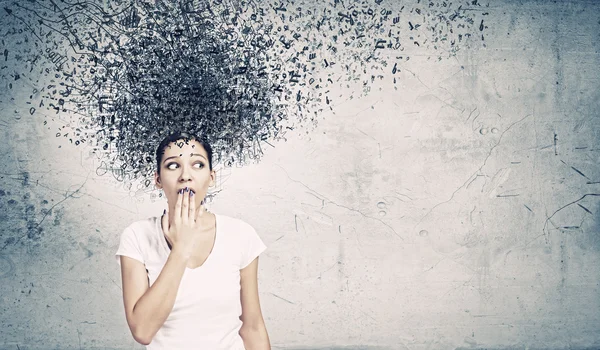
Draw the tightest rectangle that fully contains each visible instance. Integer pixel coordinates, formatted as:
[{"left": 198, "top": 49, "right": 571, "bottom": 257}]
[
  {"left": 181, "top": 187, "right": 190, "bottom": 223},
  {"left": 189, "top": 189, "right": 196, "bottom": 224},
  {"left": 195, "top": 199, "right": 205, "bottom": 222},
  {"left": 174, "top": 188, "right": 183, "bottom": 224},
  {"left": 161, "top": 208, "right": 169, "bottom": 235}
]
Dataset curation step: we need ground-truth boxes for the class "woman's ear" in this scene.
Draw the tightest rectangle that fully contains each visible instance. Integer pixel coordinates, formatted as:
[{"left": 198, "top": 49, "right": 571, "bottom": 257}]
[
  {"left": 154, "top": 172, "right": 162, "bottom": 189},
  {"left": 210, "top": 170, "right": 216, "bottom": 187}
]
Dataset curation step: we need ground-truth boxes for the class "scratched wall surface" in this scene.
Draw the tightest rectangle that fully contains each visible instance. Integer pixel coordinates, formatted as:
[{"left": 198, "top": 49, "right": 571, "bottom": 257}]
[{"left": 1, "top": 0, "right": 599, "bottom": 349}]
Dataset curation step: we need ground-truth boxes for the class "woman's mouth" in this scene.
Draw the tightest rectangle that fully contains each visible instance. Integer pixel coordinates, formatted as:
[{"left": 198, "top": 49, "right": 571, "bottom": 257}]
[{"left": 177, "top": 186, "right": 196, "bottom": 194}]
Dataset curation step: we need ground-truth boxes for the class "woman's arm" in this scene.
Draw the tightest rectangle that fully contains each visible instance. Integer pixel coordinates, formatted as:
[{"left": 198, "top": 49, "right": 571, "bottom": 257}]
[
  {"left": 120, "top": 247, "right": 189, "bottom": 345},
  {"left": 120, "top": 190, "right": 207, "bottom": 345},
  {"left": 239, "top": 257, "right": 271, "bottom": 350}
]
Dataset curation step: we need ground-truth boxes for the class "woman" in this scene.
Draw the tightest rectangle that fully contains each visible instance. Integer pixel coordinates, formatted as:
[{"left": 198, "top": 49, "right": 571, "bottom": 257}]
[{"left": 115, "top": 132, "right": 270, "bottom": 349}]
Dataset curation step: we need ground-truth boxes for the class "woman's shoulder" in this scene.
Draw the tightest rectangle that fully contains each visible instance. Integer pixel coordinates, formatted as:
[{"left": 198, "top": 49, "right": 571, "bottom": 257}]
[
  {"left": 122, "top": 216, "right": 161, "bottom": 237},
  {"left": 216, "top": 213, "right": 256, "bottom": 233}
]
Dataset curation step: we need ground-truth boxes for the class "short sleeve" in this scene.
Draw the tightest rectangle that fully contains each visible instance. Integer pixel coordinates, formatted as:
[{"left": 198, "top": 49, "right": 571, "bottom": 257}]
[
  {"left": 115, "top": 226, "right": 145, "bottom": 266},
  {"left": 239, "top": 224, "right": 267, "bottom": 269}
]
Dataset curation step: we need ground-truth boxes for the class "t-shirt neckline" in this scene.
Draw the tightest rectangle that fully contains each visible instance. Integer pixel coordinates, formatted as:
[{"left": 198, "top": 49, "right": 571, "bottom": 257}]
[{"left": 157, "top": 212, "right": 219, "bottom": 270}]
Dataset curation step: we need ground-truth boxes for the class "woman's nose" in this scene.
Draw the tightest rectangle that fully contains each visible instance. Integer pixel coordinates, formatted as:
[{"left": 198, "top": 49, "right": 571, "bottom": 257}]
[{"left": 179, "top": 165, "right": 192, "bottom": 181}]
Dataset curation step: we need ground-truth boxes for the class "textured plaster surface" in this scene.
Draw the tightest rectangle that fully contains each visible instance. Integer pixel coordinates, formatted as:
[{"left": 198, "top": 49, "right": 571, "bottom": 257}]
[{"left": 0, "top": 1, "right": 599, "bottom": 349}]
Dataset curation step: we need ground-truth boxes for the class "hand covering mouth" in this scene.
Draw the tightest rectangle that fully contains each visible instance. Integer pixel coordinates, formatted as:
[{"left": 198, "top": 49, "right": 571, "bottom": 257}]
[{"left": 177, "top": 186, "right": 196, "bottom": 194}]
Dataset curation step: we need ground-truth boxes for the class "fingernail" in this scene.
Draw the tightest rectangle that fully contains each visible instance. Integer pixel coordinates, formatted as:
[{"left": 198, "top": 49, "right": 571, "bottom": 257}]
[
  {"left": 179, "top": 189, "right": 183, "bottom": 194},
  {"left": 190, "top": 190, "right": 195, "bottom": 196},
  {"left": 163, "top": 209, "right": 166, "bottom": 215},
  {"left": 200, "top": 199, "right": 204, "bottom": 205},
  {"left": 185, "top": 187, "right": 189, "bottom": 193}
]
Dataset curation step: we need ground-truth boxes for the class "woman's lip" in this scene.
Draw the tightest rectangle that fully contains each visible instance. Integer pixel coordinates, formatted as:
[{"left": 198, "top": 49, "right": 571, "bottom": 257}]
[{"left": 177, "top": 187, "right": 196, "bottom": 193}]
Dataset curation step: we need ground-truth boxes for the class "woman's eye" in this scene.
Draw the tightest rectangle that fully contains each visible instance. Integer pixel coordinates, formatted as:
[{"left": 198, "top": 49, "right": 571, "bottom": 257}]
[{"left": 165, "top": 162, "right": 202, "bottom": 170}]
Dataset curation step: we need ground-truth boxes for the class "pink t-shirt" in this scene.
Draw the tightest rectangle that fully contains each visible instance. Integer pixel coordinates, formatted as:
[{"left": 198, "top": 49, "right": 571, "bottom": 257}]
[{"left": 115, "top": 213, "right": 267, "bottom": 349}]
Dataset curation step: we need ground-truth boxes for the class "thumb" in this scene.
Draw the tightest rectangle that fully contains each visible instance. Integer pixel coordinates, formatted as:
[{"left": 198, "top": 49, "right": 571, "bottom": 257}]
[{"left": 161, "top": 208, "right": 170, "bottom": 235}]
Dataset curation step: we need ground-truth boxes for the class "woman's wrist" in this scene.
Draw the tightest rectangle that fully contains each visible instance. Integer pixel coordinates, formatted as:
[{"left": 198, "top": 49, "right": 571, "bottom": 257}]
[{"left": 169, "top": 246, "right": 192, "bottom": 263}]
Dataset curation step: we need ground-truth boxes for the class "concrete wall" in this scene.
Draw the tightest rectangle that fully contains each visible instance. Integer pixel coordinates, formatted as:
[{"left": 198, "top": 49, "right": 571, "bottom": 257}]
[{"left": 1, "top": 0, "right": 599, "bottom": 349}]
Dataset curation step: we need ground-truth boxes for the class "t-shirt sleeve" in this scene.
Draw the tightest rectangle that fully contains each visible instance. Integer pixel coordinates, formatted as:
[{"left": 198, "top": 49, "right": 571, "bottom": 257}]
[
  {"left": 115, "top": 226, "right": 145, "bottom": 266},
  {"left": 240, "top": 224, "right": 267, "bottom": 269}
]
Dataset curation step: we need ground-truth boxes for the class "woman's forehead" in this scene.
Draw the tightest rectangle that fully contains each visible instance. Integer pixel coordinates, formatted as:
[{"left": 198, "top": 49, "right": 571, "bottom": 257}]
[{"left": 163, "top": 139, "right": 206, "bottom": 156}]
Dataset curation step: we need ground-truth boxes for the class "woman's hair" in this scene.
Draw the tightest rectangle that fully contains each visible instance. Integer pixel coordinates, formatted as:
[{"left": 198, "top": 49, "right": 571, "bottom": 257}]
[{"left": 155, "top": 131, "right": 213, "bottom": 174}]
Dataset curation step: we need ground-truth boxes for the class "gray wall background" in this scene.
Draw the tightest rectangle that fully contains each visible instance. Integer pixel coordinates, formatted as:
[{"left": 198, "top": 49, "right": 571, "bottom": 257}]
[{"left": 1, "top": 0, "right": 599, "bottom": 349}]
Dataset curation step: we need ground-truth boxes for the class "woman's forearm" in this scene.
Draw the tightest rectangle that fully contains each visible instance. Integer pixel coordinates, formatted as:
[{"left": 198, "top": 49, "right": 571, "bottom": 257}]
[
  {"left": 129, "top": 248, "right": 189, "bottom": 344},
  {"left": 240, "top": 323, "right": 271, "bottom": 350}
]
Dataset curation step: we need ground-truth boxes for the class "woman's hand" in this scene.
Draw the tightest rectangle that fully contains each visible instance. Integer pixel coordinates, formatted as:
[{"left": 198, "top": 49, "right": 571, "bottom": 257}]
[{"left": 161, "top": 187, "right": 206, "bottom": 258}]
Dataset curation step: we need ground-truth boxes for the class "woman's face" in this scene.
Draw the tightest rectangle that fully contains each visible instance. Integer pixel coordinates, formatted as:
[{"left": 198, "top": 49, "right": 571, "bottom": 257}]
[{"left": 154, "top": 139, "right": 214, "bottom": 210}]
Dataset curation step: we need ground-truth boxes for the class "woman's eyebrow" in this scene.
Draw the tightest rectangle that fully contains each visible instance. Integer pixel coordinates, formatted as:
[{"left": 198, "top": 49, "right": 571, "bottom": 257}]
[
  {"left": 163, "top": 155, "right": 178, "bottom": 163},
  {"left": 163, "top": 154, "right": 206, "bottom": 163},
  {"left": 190, "top": 153, "right": 207, "bottom": 160}
]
